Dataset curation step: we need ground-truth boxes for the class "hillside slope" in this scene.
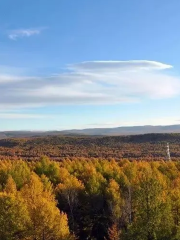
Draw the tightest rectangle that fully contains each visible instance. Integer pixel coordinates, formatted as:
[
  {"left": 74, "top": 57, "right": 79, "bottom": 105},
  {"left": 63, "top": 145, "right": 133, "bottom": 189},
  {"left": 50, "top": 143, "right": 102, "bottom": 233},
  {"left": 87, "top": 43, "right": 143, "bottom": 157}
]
[{"left": 0, "top": 133, "right": 180, "bottom": 161}]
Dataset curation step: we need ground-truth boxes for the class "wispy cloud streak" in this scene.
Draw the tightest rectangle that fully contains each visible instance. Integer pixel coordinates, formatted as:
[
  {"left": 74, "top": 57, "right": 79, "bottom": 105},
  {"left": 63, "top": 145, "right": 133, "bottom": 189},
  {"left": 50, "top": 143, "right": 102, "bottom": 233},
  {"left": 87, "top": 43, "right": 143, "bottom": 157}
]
[
  {"left": 0, "top": 113, "right": 53, "bottom": 119},
  {"left": 8, "top": 27, "right": 45, "bottom": 40},
  {"left": 0, "top": 60, "right": 179, "bottom": 110}
]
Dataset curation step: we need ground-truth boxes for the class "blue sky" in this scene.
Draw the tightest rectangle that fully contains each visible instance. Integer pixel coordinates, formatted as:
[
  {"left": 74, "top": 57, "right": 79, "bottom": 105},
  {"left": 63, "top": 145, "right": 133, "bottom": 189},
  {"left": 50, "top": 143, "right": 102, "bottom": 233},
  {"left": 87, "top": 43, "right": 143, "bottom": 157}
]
[{"left": 1, "top": 0, "right": 180, "bottom": 130}]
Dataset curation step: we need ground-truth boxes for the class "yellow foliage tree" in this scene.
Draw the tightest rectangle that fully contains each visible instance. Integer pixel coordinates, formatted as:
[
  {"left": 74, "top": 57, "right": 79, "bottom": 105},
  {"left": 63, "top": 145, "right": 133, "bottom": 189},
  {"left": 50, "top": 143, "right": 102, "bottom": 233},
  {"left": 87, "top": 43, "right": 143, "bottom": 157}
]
[
  {"left": 4, "top": 175, "right": 17, "bottom": 195},
  {"left": 0, "top": 192, "right": 30, "bottom": 240},
  {"left": 106, "top": 179, "right": 123, "bottom": 224},
  {"left": 56, "top": 175, "right": 84, "bottom": 232},
  {"left": 21, "top": 173, "right": 71, "bottom": 240}
]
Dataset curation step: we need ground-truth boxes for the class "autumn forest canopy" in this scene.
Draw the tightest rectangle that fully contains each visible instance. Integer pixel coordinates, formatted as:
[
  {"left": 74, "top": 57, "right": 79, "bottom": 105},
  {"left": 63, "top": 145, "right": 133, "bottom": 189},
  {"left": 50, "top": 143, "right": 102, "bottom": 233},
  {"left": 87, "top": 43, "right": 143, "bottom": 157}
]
[
  {"left": 1, "top": 133, "right": 180, "bottom": 161},
  {"left": 0, "top": 156, "right": 180, "bottom": 239},
  {"left": 1, "top": 134, "right": 180, "bottom": 240}
]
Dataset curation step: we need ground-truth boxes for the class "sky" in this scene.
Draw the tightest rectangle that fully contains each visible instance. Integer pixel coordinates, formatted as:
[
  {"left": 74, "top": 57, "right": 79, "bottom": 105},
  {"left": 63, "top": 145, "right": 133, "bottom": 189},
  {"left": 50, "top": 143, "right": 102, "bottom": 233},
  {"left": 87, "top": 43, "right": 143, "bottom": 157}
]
[{"left": 1, "top": 0, "right": 180, "bottom": 130}]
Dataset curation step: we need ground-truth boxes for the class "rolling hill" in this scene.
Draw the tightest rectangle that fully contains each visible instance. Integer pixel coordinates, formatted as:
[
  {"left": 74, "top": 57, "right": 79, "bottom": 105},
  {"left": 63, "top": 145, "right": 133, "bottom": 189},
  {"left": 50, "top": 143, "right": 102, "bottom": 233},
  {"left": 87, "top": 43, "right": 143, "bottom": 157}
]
[{"left": 1, "top": 124, "right": 180, "bottom": 139}]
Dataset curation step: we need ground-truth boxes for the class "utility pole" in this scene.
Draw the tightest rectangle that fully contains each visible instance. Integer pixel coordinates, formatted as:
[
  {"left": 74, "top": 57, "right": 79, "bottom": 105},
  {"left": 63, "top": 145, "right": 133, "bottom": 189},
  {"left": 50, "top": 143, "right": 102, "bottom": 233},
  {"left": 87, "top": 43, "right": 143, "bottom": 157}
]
[{"left": 166, "top": 142, "right": 171, "bottom": 161}]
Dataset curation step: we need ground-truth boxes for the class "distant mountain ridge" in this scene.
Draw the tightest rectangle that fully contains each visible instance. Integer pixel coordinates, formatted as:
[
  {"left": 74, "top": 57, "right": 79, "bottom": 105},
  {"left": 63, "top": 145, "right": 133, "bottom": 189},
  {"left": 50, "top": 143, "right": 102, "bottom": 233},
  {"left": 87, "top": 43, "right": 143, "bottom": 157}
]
[{"left": 1, "top": 124, "right": 180, "bottom": 139}]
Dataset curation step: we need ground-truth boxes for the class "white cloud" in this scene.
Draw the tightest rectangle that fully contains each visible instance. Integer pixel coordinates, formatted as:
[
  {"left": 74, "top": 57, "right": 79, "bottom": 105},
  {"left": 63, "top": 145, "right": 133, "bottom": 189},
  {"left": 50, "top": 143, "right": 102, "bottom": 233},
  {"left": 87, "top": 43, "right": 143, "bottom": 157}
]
[
  {"left": 0, "top": 60, "right": 180, "bottom": 110},
  {"left": 0, "top": 113, "right": 52, "bottom": 119},
  {"left": 8, "top": 28, "right": 45, "bottom": 40},
  {"left": 54, "top": 117, "right": 180, "bottom": 130},
  {"left": 69, "top": 60, "right": 172, "bottom": 72},
  {"left": 86, "top": 117, "right": 180, "bottom": 128}
]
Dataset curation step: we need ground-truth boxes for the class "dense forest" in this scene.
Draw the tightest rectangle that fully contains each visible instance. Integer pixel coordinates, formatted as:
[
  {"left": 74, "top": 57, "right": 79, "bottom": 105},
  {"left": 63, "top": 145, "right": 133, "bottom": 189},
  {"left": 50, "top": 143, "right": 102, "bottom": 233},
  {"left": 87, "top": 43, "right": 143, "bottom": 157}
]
[
  {"left": 1, "top": 133, "right": 180, "bottom": 161},
  {"left": 1, "top": 157, "right": 180, "bottom": 239}
]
